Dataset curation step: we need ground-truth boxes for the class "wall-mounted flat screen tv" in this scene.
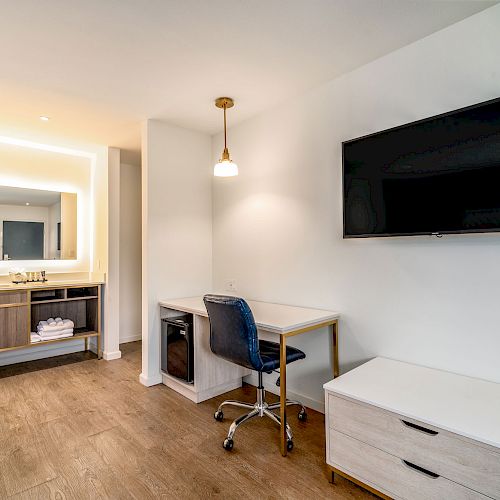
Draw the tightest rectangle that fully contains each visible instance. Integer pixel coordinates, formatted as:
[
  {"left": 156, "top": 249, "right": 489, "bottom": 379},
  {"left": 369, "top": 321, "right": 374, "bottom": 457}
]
[{"left": 343, "top": 97, "right": 500, "bottom": 238}]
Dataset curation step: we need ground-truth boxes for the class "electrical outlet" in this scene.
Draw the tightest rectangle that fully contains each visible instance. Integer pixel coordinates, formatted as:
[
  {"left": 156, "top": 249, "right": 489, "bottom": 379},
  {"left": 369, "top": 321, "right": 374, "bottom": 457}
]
[{"left": 225, "top": 279, "right": 237, "bottom": 292}]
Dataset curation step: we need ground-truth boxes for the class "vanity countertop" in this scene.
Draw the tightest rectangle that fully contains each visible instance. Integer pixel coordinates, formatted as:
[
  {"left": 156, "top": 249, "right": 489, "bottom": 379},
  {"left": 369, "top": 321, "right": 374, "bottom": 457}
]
[{"left": 0, "top": 280, "right": 104, "bottom": 291}]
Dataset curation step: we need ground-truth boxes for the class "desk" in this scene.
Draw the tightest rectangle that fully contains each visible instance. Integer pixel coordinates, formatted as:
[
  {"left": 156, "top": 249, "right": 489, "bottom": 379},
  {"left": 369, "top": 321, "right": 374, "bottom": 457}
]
[{"left": 159, "top": 296, "right": 340, "bottom": 456}]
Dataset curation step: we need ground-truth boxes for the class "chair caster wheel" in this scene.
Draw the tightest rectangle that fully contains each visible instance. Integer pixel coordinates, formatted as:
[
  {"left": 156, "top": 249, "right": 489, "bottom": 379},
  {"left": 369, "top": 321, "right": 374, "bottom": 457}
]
[
  {"left": 287, "top": 439, "right": 294, "bottom": 451},
  {"left": 223, "top": 438, "right": 234, "bottom": 451},
  {"left": 214, "top": 410, "right": 224, "bottom": 421},
  {"left": 298, "top": 408, "right": 307, "bottom": 421}
]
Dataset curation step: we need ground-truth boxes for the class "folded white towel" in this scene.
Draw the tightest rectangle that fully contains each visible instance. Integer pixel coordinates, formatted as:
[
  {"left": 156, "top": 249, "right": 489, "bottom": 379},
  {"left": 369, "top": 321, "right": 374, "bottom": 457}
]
[
  {"left": 30, "top": 333, "right": 42, "bottom": 343},
  {"left": 47, "top": 318, "right": 57, "bottom": 326},
  {"left": 39, "top": 328, "right": 73, "bottom": 338},
  {"left": 38, "top": 319, "right": 75, "bottom": 333},
  {"left": 38, "top": 323, "right": 65, "bottom": 333},
  {"left": 63, "top": 319, "right": 74, "bottom": 329},
  {"left": 37, "top": 330, "right": 74, "bottom": 341}
]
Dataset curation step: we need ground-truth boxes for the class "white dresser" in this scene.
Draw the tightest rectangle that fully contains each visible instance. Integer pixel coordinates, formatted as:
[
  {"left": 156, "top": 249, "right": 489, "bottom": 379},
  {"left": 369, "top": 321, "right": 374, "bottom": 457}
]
[{"left": 324, "top": 358, "right": 500, "bottom": 500}]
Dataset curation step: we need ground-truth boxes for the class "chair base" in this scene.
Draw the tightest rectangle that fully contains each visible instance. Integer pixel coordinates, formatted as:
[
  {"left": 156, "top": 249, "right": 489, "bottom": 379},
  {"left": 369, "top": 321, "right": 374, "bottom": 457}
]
[{"left": 214, "top": 372, "right": 307, "bottom": 451}]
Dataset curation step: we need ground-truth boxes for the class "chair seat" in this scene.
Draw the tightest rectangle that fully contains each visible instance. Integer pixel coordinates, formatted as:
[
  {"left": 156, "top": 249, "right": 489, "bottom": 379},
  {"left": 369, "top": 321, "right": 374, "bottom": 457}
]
[{"left": 259, "top": 339, "right": 306, "bottom": 372}]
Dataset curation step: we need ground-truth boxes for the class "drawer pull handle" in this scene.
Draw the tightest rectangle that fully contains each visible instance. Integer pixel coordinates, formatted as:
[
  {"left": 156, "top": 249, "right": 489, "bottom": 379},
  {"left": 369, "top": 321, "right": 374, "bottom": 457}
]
[
  {"left": 401, "top": 420, "right": 438, "bottom": 436},
  {"left": 402, "top": 460, "right": 440, "bottom": 479}
]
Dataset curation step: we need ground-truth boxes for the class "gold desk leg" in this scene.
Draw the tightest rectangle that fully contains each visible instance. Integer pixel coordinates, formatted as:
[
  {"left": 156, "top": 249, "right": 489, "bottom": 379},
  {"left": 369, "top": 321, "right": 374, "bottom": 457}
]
[
  {"left": 280, "top": 334, "right": 287, "bottom": 456},
  {"left": 332, "top": 321, "right": 339, "bottom": 378},
  {"left": 85, "top": 337, "right": 89, "bottom": 352}
]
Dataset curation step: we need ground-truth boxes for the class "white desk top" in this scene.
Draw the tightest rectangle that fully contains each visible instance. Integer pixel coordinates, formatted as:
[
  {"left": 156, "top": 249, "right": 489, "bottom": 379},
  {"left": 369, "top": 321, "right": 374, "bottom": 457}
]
[
  {"left": 159, "top": 296, "right": 339, "bottom": 334},
  {"left": 324, "top": 357, "right": 500, "bottom": 449}
]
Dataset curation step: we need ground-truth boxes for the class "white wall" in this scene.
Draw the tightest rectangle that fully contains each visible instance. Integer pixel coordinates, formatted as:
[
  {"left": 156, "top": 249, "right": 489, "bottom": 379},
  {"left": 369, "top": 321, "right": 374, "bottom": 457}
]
[
  {"left": 119, "top": 162, "right": 142, "bottom": 344},
  {"left": 212, "top": 5, "right": 500, "bottom": 410},
  {"left": 104, "top": 147, "right": 121, "bottom": 360},
  {"left": 141, "top": 120, "right": 212, "bottom": 386}
]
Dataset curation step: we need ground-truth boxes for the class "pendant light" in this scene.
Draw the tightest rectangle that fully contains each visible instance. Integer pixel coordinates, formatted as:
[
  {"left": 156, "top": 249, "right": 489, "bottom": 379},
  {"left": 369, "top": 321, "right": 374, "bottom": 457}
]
[{"left": 214, "top": 97, "right": 238, "bottom": 177}]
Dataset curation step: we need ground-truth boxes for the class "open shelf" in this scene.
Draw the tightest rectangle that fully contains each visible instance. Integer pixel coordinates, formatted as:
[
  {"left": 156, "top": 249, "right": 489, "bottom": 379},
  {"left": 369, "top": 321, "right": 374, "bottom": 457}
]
[
  {"left": 30, "top": 296, "right": 98, "bottom": 305},
  {"left": 67, "top": 287, "right": 98, "bottom": 299},
  {"left": 31, "top": 330, "right": 98, "bottom": 346},
  {"left": 73, "top": 327, "right": 99, "bottom": 335},
  {"left": 31, "top": 297, "right": 98, "bottom": 336},
  {"left": 31, "top": 288, "right": 65, "bottom": 302}
]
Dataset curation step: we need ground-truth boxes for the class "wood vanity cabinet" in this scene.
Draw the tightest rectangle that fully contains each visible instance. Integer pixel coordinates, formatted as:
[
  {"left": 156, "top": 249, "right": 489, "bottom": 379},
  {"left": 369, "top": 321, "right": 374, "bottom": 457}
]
[
  {"left": 0, "top": 291, "right": 29, "bottom": 348},
  {"left": 0, "top": 284, "right": 102, "bottom": 357}
]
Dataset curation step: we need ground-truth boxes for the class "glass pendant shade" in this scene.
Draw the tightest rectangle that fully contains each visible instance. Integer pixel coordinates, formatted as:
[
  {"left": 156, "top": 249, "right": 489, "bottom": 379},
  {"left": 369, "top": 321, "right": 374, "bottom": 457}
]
[{"left": 214, "top": 159, "right": 238, "bottom": 177}]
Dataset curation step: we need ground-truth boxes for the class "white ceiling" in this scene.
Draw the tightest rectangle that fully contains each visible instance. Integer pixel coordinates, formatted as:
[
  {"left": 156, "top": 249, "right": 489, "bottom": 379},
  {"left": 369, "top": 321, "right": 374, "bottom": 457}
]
[
  {"left": 0, "top": 186, "right": 61, "bottom": 207},
  {"left": 0, "top": 0, "right": 496, "bottom": 163}
]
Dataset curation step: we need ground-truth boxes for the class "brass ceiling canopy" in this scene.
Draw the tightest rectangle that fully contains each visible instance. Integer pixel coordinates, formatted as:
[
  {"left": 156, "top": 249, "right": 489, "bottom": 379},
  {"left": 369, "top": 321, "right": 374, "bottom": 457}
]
[{"left": 215, "top": 97, "right": 234, "bottom": 109}]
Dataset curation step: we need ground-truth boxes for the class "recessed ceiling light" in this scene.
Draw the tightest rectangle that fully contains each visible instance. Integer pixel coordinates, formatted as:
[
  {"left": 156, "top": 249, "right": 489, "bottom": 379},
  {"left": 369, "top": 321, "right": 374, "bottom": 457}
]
[{"left": 39, "top": 116, "right": 50, "bottom": 121}]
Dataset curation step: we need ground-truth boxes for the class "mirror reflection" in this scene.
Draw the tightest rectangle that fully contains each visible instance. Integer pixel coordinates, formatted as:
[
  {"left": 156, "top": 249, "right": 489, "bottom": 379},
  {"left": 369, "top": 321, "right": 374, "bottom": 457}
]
[{"left": 0, "top": 186, "right": 77, "bottom": 260}]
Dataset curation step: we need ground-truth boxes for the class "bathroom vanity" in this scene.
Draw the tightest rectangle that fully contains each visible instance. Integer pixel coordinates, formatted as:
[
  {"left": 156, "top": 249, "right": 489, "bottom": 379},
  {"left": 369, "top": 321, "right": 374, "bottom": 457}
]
[{"left": 0, "top": 281, "right": 102, "bottom": 357}]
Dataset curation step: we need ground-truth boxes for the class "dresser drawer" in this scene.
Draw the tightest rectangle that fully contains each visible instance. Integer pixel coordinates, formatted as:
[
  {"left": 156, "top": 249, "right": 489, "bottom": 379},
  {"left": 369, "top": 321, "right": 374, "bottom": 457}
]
[
  {"left": 329, "top": 429, "right": 489, "bottom": 500},
  {"left": 328, "top": 394, "right": 500, "bottom": 499}
]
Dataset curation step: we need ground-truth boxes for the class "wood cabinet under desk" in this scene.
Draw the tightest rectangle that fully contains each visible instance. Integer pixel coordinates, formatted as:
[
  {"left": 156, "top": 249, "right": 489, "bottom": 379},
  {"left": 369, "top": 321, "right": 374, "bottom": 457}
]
[
  {"left": 0, "top": 282, "right": 102, "bottom": 357},
  {"left": 324, "top": 358, "right": 500, "bottom": 500},
  {"left": 159, "top": 304, "right": 249, "bottom": 403}
]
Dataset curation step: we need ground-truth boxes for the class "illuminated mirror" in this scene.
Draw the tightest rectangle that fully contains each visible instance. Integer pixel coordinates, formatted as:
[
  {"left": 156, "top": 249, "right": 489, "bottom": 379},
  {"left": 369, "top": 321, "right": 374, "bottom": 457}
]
[{"left": 0, "top": 186, "right": 77, "bottom": 260}]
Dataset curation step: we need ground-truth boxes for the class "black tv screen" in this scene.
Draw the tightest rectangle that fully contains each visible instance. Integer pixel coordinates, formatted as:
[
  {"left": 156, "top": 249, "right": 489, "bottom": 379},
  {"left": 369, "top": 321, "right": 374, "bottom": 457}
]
[{"left": 343, "top": 97, "right": 500, "bottom": 238}]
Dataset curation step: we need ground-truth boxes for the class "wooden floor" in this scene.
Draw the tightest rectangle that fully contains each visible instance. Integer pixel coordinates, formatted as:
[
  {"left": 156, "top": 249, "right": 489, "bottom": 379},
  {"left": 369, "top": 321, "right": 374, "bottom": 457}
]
[{"left": 0, "top": 342, "right": 374, "bottom": 499}]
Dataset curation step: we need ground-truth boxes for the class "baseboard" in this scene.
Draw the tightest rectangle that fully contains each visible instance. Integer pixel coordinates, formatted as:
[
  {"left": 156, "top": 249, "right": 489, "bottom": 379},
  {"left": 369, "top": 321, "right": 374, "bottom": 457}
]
[
  {"left": 162, "top": 372, "right": 197, "bottom": 401},
  {"left": 161, "top": 372, "right": 242, "bottom": 403},
  {"left": 139, "top": 372, "right": 163, "bottom": 387},
  {"left": 243, "top": 373, "right": 325, "bottom": 413},
  {"left": 197, "top": 379, "right": 242, "bottom": 403},
  {"left": 103, "top": 350, "right": 122, "bottom": 361},
  {"left": 0, "top": 341, "right": 85, "bottom": 367},
  {"left": 119, "top": 333, "right": 142, "bottom": 344}
]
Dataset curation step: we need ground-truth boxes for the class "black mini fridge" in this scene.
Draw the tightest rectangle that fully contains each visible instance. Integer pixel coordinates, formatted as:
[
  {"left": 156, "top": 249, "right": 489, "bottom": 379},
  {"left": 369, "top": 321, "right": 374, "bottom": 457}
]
[{"left": 161, "top": 314, "right": 194, "bottom": 384}]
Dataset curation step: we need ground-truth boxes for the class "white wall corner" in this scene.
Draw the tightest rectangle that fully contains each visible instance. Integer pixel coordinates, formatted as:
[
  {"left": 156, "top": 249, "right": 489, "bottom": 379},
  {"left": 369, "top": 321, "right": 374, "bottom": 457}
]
[
  {"left": 141, "top": 120, "right": 151, "bottom": 384},
  {"left": 119, "top": 333, "right": 142, "bottom": 344},
  {"left": 141, "top": 119, "right": 212, "bottom": 388},
  {"left": 105, "top": 147, "right": 121, "bottom": 358}
]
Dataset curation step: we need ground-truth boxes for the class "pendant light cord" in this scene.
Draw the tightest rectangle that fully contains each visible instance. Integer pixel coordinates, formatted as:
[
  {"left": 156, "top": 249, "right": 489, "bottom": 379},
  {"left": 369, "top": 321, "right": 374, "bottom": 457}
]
[{"left": 223, "top": 103, "right": 227, "bottom": 150}]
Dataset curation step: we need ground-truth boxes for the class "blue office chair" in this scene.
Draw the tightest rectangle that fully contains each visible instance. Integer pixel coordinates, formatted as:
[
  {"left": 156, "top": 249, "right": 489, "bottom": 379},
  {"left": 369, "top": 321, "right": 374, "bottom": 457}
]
[{"left": 203, "top": 294, "right": 307, "bottom": 451}]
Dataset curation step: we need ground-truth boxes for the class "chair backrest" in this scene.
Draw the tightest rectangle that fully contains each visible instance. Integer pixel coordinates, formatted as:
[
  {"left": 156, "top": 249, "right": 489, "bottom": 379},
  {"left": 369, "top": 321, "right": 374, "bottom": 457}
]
[{"left": 203, "top": 294, "right": 264, "bottom": 371}]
